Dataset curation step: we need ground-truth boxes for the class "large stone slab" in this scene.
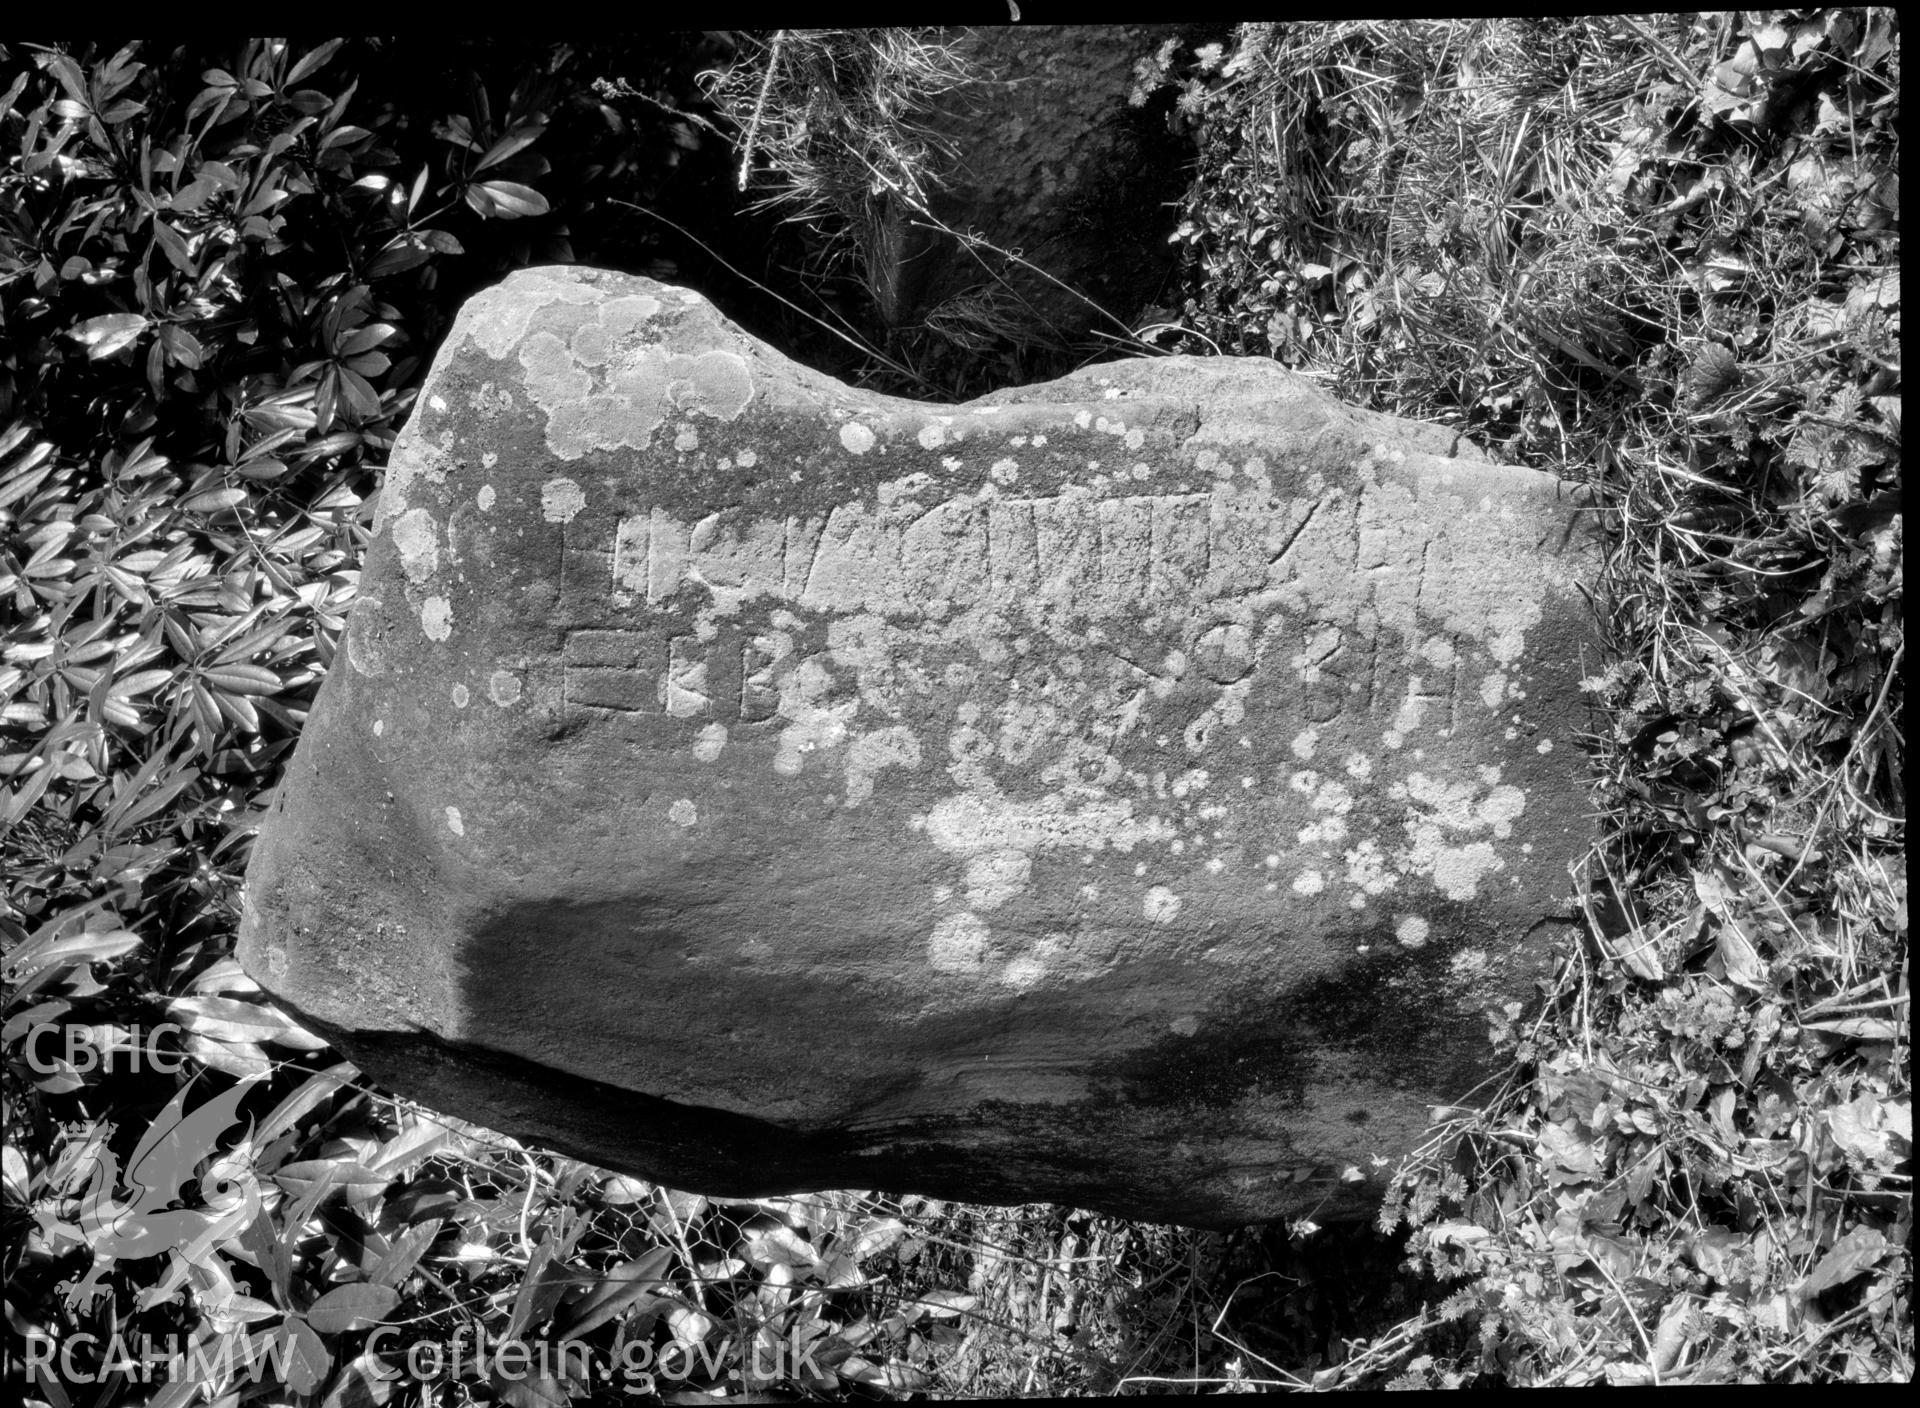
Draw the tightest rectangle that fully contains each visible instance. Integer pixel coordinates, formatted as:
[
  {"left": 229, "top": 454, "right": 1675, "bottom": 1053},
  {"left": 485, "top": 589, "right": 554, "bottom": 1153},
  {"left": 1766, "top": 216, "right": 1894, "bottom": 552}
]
[{"left": 238, "top": 265, "right": 1600, "bottom": 1227}]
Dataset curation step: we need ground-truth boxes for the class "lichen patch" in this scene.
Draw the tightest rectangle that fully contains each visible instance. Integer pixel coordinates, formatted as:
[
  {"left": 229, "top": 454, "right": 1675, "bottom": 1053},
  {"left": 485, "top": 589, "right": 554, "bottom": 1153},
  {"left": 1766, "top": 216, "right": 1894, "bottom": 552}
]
[{"left": 420, "top": 596, "right": 453, "bottom": 641}]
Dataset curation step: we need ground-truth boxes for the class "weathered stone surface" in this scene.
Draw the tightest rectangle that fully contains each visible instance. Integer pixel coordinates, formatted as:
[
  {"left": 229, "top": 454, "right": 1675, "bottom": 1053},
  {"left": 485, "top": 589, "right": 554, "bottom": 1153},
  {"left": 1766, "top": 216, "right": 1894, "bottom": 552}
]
[{"left": 238, "top": 265, "right": 1601, "bottom": 1227}]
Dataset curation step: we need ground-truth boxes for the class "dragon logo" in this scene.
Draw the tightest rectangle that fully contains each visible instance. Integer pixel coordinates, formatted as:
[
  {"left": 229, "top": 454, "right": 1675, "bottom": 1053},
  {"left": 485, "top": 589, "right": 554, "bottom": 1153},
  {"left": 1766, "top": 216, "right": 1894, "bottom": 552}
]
[{"left": 69, "top": 1075, "right": 263, "bottom": 1309}]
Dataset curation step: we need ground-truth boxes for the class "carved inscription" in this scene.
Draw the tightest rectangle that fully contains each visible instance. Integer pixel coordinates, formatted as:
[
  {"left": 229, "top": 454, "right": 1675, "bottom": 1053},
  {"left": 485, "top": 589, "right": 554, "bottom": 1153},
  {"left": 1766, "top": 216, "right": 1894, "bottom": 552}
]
[
  {"left": 563, "top": 630, "right": 665, "bottom": 713},
  {"left": 563, "top": 486, "right": 1478, "bottom": 732},
  {"left": 609, "top": 486, "right": 1294, "bottom": 621}
]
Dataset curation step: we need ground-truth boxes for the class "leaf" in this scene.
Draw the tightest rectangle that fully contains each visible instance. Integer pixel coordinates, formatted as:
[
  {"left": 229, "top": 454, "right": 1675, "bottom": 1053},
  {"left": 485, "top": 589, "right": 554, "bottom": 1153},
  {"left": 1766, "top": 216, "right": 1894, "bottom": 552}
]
[
  {"left": 1801, "top": 1227, "right": 1888, "bottom": 1298},
  {"left": 321, "top": 1352, "right": 396, "bottom": 1408},
  {"left": 1801, "top": 1016, "right": 1900, "bottom": 1041},
  {"left": 70, "top": 313, "right": 148, "bottom": 359},
  {"left": 1650, "top": 1293, "right": 1693, "bottom": 1375},
  {"left": 1604, "top": 923, "right": 1664, "bottom": 980},
  {"left": 368, "top": 1119, "right": 448, "bottom": 1177},
  {"left": 1537, "top": 1120, "right": 1604, "bottom": 1183},
  {"left": 181, "top": 487, "right": 248, "bottom": 514},
  {"left": 850, "top": 1216, "right": 906, "bottom": 1262},
  {"left": 917, "top": 1288, "right": 977, "bottom": 1319},
  {"left": 286, "top": 39, "right": 347, "bottom": 85},
  {"left": 159, "top": 325, "right": 206, "bottom": 368},
  {"left": 280, "top": 1316, "right": 334, "bottom": 1396},
  {"left": 199, "top": 663, "right": 283, "bottom": 695},
  {"left": 489, "top": 1362, "right": 573, "bottom": 1408},
  {"left": 369, "top": 1218, "right": 444, "bottom": 1288},
  {"left": 469, "top": 180, "right": 549, "bottom": 219},
  {"left": 152, "top": 218, "right": 198, "bottom": 275},
  {"left": 506, "top": 1236, "right": 575, "bottom": 1340},
  {"left": 4, "top": 928, "right": 142, "bottom": 983},
  {"left": 275, "top": 1159, "right": 389, "bottom": 1206},
  {"left": 253, "top": 1062, "right": 356, "bottom": 1149},
  {"left": 474, "top": 120, "right": 547, "bottom": 172},
  {"left": 335, "top": 366, "right": 382, "bottom": 422},
  {"left": 185, "top": 1031, "right": 273, "bottom": 1081},
  {"left": 365, "top": 237, "right": 432, "bottom": 280},
  {"left": 306, "top": 1283, "right": 400, "bottom": 1334},
  {"left": 170, "top": 177, "right": 218, "bottom": 213},
  {"left": 553, "top": 1246, "right": 673, "bottom": 1339},
  {"left": 1826, "top": 1095, "right": 1894, "bottom": 1169},
  {"left": 1716, "top": 915, "right": 1767, "bottom": 990},
  {"left": 167, "top": 994, "right": 309, "bottom": 1044},
  {"left": 745, "top": 1224, "right": 819, "bottom": 1270},
  {"left": 600, "top": 1175, "right": 651, "bottom": 1205},
  {"left": 337, "top": 323, "right": 398, "bottom": 356}
]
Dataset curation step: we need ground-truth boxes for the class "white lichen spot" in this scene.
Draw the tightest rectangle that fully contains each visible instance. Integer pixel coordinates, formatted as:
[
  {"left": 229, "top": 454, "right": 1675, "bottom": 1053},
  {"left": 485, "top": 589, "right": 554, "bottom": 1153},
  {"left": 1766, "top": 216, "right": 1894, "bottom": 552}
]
[
  {"left": 737, "top": 448, "right": 758, "bottom": 468},
  {"left": 540, "top": 477, "right": 586, "bottom": 524},
  {"left": 1427, "top": 842, "right": 1505, "bottom": 901},
  {"left": 1480, "top": 672, "right": 1509, "bottom": 708},
  {"left": 1344, "top": 840, "right": 1396, "bottom": 895},
  {"left": 1288, "top": 770, "right": 1320, "bottom": 794},
  {"left": 1420, "top": 636, "right": 1457, "bottom": 669},
  {"left": 1205, "top": 856, "right": 1226, "bottom": 874},
  {"left": 1265, "top": 854, "right": 1280, "bottom": 868},
  {"left": 845, "top": 726, "right": 920, "bottom": 806},
  {"left": 451, "top": 684, "right": 469, "bottom": 708},
  {"left": 1478, "top": 785, "right": 1527, "bottom": 837},
  {"left": 392, "top": 507, "right": 440, "bottom": 583},
  {"left": 839, "top": 422, "right": 877, "bottom": 455},
  {"left": 420, "top": 596, "right": 453, "bottom": 641},
  {"left": 429, "top": 393, "right": 448, "bottom": 413},
  {"left": 1169, "top": 1015, "right": 1199, "bottom": 1037},
  {"left": 674, "top": 426, "right": 699, "bottom": 452},
  {"left": 1291, "top": 728, "right": 1318, "bottom": 760},
  {"left": 1292, "top": 870, "right": 1326, "bottom": 896},
  {"left": 693, "top": 722, "right": 728, "bottom": 762},
  {"left": 1345, "top": 753, "right": 1374, "bottom": 781},
  {"left": 989, "top": 457, "right": 1019, "bottom": 484},
  {"left": 1299, "top": 816, "right": 1348, "bottom": 845},
  {"left": 917, "top": 422, "right": 946, "bottom": 450},
  {"left": 772, "top": 657, "right": 855, "bottom": 776},
  {"left": 1001, "top": 954, "right": 1047, "bottom": 990},
  {"left": 445, "top": 806, "right": 464, "bottom": 836},
  {"left": 1143, "top": 885, "right": 1182, "bottom": 923},
  {"left": 1537, "top": 738, "right": 1554, "bottom": 754},
  {"left": 481, "top": 451, "right": 497, "bottom": 470},
  {"left": 669, "top": 798, "right": 698, "bottom": 828},
  {"left": 1449, "top": 948, "right": 1491, "bottom": 983},
  {"left": 478, "top": 485, "right": 496, "bottom": 511},
  {"left": 929, "top": 912, "right": 991, "bottom": 972},
  {"left": 1311, "top": 779, "right": 1354, "bottom": 814},
  {"left": 965, "top": 849, "right": 1030, "bottom": 910},
  {"left": 372, "top": 719, "right": 384, "bottom": 737},
  {"left": 489, "top": 670, "right": 522, "bottom": 707},
  {"left": 1396, "top": 915, "right": 1431, "bottom": 949}
]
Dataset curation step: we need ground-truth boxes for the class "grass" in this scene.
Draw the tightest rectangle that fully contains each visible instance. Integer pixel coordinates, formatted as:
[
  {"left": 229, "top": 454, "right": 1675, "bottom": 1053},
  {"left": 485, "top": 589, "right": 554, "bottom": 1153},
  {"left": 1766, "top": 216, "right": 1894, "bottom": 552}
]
[{"left": 4, "top": 14, "right": 1908, "bottom": 1400}]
